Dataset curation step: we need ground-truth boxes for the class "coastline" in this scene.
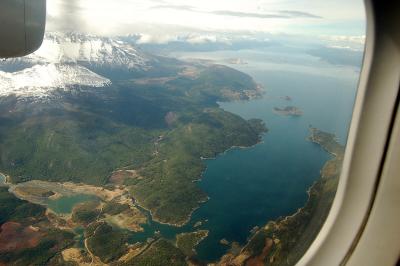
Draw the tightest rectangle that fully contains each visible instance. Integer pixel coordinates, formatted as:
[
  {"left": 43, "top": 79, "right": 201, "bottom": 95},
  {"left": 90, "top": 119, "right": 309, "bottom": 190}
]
[
  {"left": 276, "top": 127, "right": 342, "bottom": 225},
  {"left": 176, "top": 230, "right": 210, "bottom": 255},
  {"left": 218, "top": 127, "right": 344, "bottom": 265},
  {"left": 132, "top": 133, "right": 266, "bottom": 227},
  {"left": 0, "top": 118, "right": 267, "bottom": 229},
  {"left": 133, "top": 199, "right": 206, "bottom": 228},
  {"left": 200, "top": 138, "right": 265, "bottom": 161}
]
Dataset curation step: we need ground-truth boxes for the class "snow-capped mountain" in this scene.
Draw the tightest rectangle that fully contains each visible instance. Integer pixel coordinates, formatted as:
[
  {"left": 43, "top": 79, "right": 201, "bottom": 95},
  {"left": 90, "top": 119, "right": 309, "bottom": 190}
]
[
  {"left": 0, "top": 32, "right": 153, "bottom": 99},
  {"left": 23, "top": 32, "right": 151, "bottom": 70}
]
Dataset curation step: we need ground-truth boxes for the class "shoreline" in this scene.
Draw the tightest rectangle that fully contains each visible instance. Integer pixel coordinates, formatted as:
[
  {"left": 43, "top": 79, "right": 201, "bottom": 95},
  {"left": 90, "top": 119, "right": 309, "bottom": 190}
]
[
  {"left": 241, "top": 180, "right": 315, "bottom": 251},
  {"left": 0, "top": 121, "right": 266, "bottom": 229},
  {"left": 232, "top": 127, "right": 343, "bottom": 264},
  {"left": 133, "top": 195, "right": 211, "bottom": 228},
  {"left": 308, "top": 128, "right": 342, "bottom": 157},
  {"left": 200, "top": 138, "right": 265, "bottom": 161},
  {"left": 132, "top": 133, "right": 266, "bottom": 227},
  {"left": 176, "top": 230, "right": 210, "bottom": 253}
]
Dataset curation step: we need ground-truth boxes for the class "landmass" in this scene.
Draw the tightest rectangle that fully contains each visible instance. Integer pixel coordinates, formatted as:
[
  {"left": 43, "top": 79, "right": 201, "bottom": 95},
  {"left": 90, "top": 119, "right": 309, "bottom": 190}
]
[
  {"left": 0, "top": 33, "right": 268, "bottom": 265},
  {"left": 0, "top": 57, "right": 266, "bottom": 227},
  {"left": 217, "top": 128, "right": 344, "bottom": 266},
  {"left": 273, "top": 106, "right": 303, "bottom": 116}
]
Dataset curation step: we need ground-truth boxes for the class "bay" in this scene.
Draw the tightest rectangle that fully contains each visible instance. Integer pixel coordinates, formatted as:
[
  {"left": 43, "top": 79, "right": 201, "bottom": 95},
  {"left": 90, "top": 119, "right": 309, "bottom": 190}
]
[{"left": 129, "top": 49, "right": 360, "bottom": 262}]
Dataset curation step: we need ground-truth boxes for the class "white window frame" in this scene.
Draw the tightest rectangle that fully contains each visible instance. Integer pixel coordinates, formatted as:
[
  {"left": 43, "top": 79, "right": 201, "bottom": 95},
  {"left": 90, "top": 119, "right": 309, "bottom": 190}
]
[{"left": 297, "top": 1, "right": 400, "bottom": 265}]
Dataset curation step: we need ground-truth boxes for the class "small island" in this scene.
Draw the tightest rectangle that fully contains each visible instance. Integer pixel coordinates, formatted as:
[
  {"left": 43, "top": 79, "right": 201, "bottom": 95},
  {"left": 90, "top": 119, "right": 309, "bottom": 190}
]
[
  {"left": 280, "top": 95, "right": 292, "bottom": 101},
  {"left": 225, "top": 58, "right": 248, "bottom": 65},
  {"left": 220, "top": 238, "right": 230, "bottom": 246},
  {"left": 273, "top": 106, "right": 303, "bottom": 116},
  {"left": 193, "top": 221, "right": 203, "bottom": 228}
]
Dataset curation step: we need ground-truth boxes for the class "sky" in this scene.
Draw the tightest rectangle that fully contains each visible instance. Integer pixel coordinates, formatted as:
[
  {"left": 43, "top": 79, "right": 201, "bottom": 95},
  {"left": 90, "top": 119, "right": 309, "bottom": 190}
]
[{"left": 46, "top": 0, "right": 366, "bottom": 48}]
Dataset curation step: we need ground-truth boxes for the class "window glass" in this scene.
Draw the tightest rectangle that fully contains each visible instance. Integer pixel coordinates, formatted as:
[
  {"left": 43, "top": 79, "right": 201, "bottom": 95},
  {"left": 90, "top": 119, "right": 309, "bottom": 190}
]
[{"left": 0, "top": 0, "right": 365, "bottom": 265}]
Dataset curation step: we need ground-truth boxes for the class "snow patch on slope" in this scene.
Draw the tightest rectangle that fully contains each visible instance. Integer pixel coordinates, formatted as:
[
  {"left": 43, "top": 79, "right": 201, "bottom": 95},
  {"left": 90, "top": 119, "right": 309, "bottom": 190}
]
[
  {"left": 0, "top": 32, "right": 155, "bottom": 99},
  {"left": 0, "top": 64, "right": 111, "bottom": 98}
]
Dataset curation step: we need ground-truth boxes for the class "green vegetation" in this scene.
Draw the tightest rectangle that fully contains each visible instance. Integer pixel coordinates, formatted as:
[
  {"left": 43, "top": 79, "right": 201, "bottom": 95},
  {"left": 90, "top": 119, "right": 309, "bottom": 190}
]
[
  {"left": 71, "top": 200, "right": 101, "bottom": 225},
  {"left": 166, "top": 65, "right": 259, "bottom": 103},
  {"left": 129, "top": 109, "right": 266, "bottom": 225},
  {"left": 176, "top": 230, "right": 209, "bottom": 257},
  {"left": 0, "top": 112, "right": 158, "bottom": 185},
  {"left": 0, "top": 188, "right": 75, "bottom": 266},
  {"left": 0, "top": 229, "right": 75, "bottom": 266},
  {"left": 86, "top": 221, "right": 128, "bottom": 263},
  {"left": 0, "top": 187, "right": 45, "bottom": 224},
  {"left": 121, "top": 239, "right": 187, "bottom": 266},
  {"left": 0, "top": 62, "right": 265, "bottom": 225},
  {"left": 309, "top": 127, "right": 344, "bottom": 156},
  {"left": 102, "top": 200, "right": 131, "bottom": 216},
  {"left": 242, "top": 176, "right": 339, "bottom": 266},
  {"left": 0, "top": 57, "right": 267, "bottom": 264}
]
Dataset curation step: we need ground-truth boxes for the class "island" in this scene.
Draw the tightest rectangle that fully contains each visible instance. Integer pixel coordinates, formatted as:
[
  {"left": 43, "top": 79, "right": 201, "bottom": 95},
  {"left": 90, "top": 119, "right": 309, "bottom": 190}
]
[
  {"left": 280, "top": 95, "right": 292, "bottom": 101},
  {"left": 225, "top": 58, "right": 248, "bottom": 65},
  {"left": 220, "top": 238, "right": 230, "bottom": 246},
  {"left": 273, "top": 106, "right": 304, "bottom": 116}
]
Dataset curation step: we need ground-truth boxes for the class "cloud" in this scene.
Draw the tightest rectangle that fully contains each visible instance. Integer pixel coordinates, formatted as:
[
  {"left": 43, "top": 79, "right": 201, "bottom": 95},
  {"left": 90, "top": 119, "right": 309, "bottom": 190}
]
[
  {"left": 151, "top": 4, "right": 196, "bottom": 11},
  {"left": 320, "top": 35, "right": 366, "bottom": 51},
  {"left": 151, "top": 4, "right": 322, "bottom": 19},
  {"left": 278, "top": 10, "right": 322, "bottom": 19},
  {"left": 136, "top": 33, "right": 178, "bottom": 44},
  {"left": 47, "top": 0, "right": 88, "bottom": 32},
  {"left": 149, "top": 0, "right": 167, "bottom": 3},
  {"left": 211, "top": 10, "right": 288, "bottom": 19},
  {"left": 185, "top": 34, "right": 219, "bottom": 44},
  {"left": 46, "top": 0, "right": 363, "bottom": 39}
]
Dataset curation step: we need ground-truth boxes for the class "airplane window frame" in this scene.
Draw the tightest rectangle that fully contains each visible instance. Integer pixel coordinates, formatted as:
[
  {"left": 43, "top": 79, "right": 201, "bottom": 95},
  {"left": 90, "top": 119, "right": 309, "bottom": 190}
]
[
  {"left": 297, "top": 0, "right": 400, "bottom": 265},
  {"left": 0, "top": 0, "right": 397, "bottom": 265}
]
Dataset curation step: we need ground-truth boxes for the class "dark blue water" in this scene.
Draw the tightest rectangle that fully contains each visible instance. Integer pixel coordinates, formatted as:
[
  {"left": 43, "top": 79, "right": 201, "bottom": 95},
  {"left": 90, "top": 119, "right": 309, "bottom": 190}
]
[
  {"left": 128, "top": 50, "right": 360, "bottom": 262},
  {"left": 194, "top": 68, "right": 358, "bottom": 261}
]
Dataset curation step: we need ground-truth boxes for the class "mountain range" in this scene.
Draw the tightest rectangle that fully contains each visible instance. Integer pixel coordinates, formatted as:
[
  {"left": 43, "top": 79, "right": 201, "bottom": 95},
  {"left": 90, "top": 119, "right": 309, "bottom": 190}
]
[{"left": 0, "top": 32, "right": 159, "bottom": 98}]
